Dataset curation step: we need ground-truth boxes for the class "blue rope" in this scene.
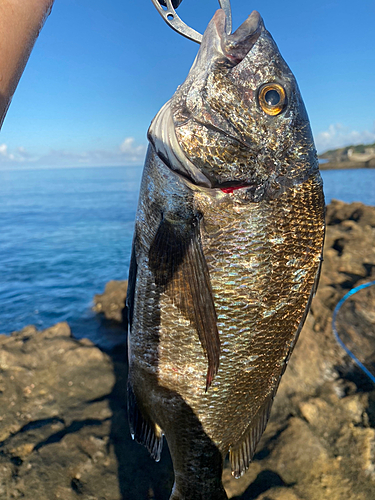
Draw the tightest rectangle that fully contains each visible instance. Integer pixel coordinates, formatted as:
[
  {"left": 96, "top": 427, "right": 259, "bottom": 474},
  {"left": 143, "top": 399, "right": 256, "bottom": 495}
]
[{"left": 332, "top": 280, "right": 375, "bottom": 385}]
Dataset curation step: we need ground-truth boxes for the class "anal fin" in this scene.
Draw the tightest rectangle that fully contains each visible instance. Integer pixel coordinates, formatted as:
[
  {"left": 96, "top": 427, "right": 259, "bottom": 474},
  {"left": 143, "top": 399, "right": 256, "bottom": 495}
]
[
  {"left": 127, "top": 382, "right": 163, "bottom": 462},
  {"left": 229, "top": 395, "right": 274, "bottom": 478}
]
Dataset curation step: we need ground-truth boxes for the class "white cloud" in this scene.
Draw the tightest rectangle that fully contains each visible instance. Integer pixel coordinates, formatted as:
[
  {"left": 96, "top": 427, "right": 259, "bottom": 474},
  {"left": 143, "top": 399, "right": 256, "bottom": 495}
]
[
  {"left": 315, "top": 123, "right": 375, "bottom": 153},
  {"left": 0, "top": 137, "right": 147, "bottom": 169},
  {"left": 0, "top": 143, "right": 16, "bottom": 160},
  {"left": 120, "top": 137, "right": 146, "bottom": 155}
]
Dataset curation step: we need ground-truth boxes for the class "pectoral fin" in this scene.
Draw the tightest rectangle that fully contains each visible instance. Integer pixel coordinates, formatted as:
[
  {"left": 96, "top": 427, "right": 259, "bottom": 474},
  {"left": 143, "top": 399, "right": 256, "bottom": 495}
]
[{"left": 149, "top": 214, "right": 220, "bottom": 389}]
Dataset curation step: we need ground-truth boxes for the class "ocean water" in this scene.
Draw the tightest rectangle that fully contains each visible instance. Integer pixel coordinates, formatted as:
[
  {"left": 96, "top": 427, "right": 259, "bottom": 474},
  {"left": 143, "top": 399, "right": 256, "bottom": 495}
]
[
  {"left": 0, "top": 166, "right": 374, "bottom": 345},
  {"left": 0, "top": 166, "right": 142, "bottom": 346},
  {"left": 321, "top": 168, "right": 375, "bottom": 206}
]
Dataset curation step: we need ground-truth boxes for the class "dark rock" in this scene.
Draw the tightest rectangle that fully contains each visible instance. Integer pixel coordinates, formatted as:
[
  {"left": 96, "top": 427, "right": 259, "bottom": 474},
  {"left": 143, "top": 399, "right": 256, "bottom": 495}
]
[
  {"left": 93, "top": 280, "right": 128, "bottom": 323},
  {"left": 2, "top": 201, "right": 375, "bottom": 499},
  {"left": 0, "top": 323, "right": 173, "bottom": 500}
]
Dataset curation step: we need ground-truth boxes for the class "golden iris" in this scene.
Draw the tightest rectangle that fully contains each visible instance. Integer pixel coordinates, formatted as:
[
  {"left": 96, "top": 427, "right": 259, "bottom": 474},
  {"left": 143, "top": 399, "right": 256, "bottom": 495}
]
[{"left": 258, "top": 83, "right": 286, "bottom": 116}]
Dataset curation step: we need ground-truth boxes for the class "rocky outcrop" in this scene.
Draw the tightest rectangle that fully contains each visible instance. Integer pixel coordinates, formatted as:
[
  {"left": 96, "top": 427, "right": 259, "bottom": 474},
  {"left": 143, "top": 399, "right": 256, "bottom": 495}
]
[
  {"left": 0, "top": 323, "right": 174, "bottom": 500},
  {"left": 0, "top": 323, "right": 120, "bottom": 499},
  {"left": 348, "top": 147, "right": 375, "bottom": 163},
  {"left": 93, "top": 280, "right": 128, "bottom": 323},
  {"left": 1, "top": 201, "right": 375, "bottom": 499}
]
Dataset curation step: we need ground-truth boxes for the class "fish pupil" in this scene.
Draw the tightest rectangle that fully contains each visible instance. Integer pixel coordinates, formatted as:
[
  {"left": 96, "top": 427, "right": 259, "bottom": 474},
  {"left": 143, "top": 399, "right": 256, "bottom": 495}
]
[{"left": 265, "top": 89, "right": 280, "bottom": 106}]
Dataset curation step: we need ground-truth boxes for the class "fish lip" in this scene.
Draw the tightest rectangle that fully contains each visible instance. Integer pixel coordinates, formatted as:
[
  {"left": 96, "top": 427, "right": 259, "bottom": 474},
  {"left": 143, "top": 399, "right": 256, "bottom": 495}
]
[
  {"left": 170, "top": 168, "right": 253, "bottom": 195},
  {"left": 218, "top": 183, "right": 252, "bottom": 193},
  {"left": 213, "top": 9, "right": 263, "bottom": 64}
]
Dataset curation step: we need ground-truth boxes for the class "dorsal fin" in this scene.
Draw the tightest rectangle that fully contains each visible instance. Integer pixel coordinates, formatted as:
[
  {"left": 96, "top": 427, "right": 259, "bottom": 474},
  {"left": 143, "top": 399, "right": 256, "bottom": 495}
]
[{"left": 229, "top": 393, "right": 273, "bottom": 478}]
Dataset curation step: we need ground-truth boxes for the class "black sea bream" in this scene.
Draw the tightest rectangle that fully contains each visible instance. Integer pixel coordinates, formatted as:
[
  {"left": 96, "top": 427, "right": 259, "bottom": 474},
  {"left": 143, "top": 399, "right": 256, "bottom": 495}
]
[{"left": 127, "top": 9, "right": 325, "bottom": 499}]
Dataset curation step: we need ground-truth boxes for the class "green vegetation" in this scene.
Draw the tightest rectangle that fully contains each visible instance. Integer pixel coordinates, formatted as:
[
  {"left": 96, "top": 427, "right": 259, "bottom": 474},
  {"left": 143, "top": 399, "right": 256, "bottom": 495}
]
[{"left": 350, "top": 142, "right": 375, "bottom": 153}]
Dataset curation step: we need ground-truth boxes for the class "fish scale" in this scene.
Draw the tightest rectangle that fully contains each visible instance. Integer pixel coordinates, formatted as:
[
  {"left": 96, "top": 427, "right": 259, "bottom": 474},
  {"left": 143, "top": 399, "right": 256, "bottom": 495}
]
[{"left": 190, "top": 176, "right": 322, "bottom": 402}]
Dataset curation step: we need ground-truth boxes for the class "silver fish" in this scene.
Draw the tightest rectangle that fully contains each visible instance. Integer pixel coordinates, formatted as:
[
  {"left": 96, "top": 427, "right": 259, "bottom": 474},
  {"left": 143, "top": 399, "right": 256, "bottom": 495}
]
[{"left": 127, "top": 8, "right": 325, "bottom": 499}]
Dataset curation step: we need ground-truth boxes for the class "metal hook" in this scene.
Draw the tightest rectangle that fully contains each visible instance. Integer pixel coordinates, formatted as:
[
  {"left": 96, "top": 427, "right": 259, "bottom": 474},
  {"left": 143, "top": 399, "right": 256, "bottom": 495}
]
[{"left": 151, "top": 0, "right": 232, "bottom": 44}]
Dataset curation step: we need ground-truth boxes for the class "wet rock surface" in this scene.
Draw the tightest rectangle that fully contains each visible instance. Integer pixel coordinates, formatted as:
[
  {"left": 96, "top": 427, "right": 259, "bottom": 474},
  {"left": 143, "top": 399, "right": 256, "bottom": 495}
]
[
  {"left": 1, "top": 201, "right": 375, "bottom": 499},
  {"left": 0, "top": 323, "right": 174, "bottom": 500}
]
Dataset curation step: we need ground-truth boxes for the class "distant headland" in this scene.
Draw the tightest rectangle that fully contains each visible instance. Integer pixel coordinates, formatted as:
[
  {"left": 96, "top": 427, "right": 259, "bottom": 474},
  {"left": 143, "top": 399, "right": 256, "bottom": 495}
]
[{"left": 319, "top": 142, "right": 375, "bottom": 170}]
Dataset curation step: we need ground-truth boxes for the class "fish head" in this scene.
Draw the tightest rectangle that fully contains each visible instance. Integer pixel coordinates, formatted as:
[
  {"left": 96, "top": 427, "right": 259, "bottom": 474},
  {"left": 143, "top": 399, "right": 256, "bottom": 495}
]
[{"left": 168, "top": 9, "right": 318, "bottom": 198}]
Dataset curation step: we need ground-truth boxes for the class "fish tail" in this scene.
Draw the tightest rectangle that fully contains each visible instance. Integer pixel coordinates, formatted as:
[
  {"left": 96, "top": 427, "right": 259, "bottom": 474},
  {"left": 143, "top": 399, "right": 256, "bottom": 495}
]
[{"left": 162, "top": 398, "right": 228, "bottom": 499}]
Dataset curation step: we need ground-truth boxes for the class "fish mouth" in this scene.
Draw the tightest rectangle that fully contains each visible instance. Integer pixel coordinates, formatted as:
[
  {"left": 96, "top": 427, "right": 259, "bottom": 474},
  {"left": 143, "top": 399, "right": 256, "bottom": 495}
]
[
  {"left": 218, "top": 182, "right": 252, "bottom": 194},
  {"left": 149, "top": 103, "right": 258, "bottom": 192},
  {"left": 148, "top": 101, "right": 213, "bottom": 188},
  {"left": 213, "top": 9, "right": 263, "bottom": 65}
]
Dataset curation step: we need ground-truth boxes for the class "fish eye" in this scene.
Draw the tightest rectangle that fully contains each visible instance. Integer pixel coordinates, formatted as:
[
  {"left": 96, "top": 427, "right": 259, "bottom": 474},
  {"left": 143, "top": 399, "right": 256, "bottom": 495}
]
[{"left": 258, "top": 83, "right": 286, "bottom": 116}]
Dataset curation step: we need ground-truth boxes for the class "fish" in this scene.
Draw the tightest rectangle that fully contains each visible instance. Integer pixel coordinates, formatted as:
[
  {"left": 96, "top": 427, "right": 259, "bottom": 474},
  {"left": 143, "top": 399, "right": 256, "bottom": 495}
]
[{"left": 126, "top": 8, "right": 325, "bottom": 500}]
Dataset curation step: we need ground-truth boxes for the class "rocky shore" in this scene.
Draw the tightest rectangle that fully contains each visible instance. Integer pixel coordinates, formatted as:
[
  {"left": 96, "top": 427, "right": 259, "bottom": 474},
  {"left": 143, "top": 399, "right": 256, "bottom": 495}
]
[
  {"left": 1, "top": 200, "right": 375, "bottom": 500},
  {"left": 319, "top": 160, "right": 375, "bottom": 170}
]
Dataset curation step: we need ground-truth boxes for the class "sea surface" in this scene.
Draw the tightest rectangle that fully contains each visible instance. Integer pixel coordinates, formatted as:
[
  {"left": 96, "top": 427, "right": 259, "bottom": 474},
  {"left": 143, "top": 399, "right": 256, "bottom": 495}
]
[{"left": 0, "top": 166, "right": 374, "bottom": 346}]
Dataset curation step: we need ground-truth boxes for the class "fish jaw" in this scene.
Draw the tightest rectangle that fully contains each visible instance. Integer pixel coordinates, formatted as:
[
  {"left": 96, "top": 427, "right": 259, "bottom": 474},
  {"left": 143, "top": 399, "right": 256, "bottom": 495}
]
[{"left": 148, "top": 100, "right": 212, "bottom": 188}]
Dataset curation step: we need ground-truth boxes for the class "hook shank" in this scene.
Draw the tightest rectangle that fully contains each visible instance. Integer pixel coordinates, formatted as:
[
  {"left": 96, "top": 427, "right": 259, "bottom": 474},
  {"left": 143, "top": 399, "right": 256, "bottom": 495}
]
[{"left": 151, "top": 0, "right": 232, "bottom": 44}]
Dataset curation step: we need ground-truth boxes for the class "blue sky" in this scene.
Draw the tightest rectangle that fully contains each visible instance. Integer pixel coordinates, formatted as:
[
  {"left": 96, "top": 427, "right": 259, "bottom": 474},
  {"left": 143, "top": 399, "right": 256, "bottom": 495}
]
[{"left": 0, "top": 0, "right": 374, "bottom": 169}]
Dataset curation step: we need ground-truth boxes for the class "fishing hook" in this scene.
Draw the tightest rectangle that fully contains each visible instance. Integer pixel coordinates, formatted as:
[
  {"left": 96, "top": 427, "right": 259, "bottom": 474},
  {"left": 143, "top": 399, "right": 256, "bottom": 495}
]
[{"left": 151, "top": 0, "right": 232, "bottom": 43}]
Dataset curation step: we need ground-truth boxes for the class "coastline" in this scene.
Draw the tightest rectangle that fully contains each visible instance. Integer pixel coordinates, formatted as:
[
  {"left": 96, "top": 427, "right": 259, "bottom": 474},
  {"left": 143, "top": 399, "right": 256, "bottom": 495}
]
[
  {"left": 320, "top": 160, "right": 375, "bottom": 170},
  {"left": 0, "top": 200, "right": 375, "bottom": 499}
]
